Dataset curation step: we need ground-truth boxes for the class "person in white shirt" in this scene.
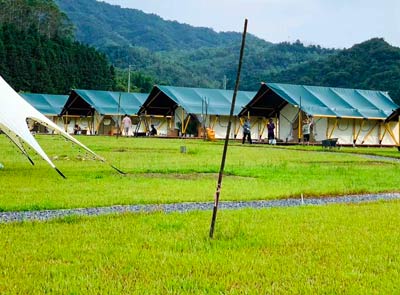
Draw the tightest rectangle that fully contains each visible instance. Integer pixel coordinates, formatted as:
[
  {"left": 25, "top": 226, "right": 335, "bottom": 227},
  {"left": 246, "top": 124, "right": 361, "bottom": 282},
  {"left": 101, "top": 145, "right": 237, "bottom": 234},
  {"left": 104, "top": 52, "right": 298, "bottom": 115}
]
[{"left": 122, "top": 114, "right": 132, "bottom": 137}]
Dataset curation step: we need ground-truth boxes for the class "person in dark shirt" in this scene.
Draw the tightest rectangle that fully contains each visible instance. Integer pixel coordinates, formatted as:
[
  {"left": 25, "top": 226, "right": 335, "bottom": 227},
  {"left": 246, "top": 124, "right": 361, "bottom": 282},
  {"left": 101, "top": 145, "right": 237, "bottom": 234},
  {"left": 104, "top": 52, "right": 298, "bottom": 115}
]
[
  {"left": 267, "top": 118, "right": 275, "bottom": 144},
  {"left": 149, "top": 124, "right": 157, "bottom": 136},
  {"left": 242, "top": 119, "right": 252, "bottom": 144}
]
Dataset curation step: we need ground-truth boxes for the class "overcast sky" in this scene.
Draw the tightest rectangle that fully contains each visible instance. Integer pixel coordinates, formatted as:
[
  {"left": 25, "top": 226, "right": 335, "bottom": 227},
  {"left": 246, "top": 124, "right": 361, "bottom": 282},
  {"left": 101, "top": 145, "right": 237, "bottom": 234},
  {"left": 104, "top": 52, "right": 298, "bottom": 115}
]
[{"left": 101, "top": 0, "right": 399, "bottom": 49}]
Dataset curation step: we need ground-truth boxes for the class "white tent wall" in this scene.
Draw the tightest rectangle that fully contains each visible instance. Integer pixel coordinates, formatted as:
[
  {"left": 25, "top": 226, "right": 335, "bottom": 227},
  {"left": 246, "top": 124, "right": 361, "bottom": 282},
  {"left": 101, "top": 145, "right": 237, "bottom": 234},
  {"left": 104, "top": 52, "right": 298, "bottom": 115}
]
[
  {"left": 233, "top": 116, "right": 269, "bottom": 141},
  {"left": 310, "top": 117, "right": 328, "bottom": 142},
  {"left": 331, "top": 118, "right": 398, "bottom": 145},
  {"left": 52, "top": 116, "right": 65, "bottom": 131},
  {"left": 208, "top": 115, "right": 230, "bottom": 138},
  {"left": 190, "top": 114, "right": 268, "bottom": 140},
  {"left": 315, "top": 118, "right": 398, "bottom": 145},
  {"left": 383, "top": 121, "right": 399, "bottom": 145},
  {"left": 68, "top": 113, "right": 149, "bottom": 136},
  {"left": 278, "top": 104, "right": 299, "bottom": 142},
  {"left": 278, "top": 102, "right": 400, "bottom": 145}
]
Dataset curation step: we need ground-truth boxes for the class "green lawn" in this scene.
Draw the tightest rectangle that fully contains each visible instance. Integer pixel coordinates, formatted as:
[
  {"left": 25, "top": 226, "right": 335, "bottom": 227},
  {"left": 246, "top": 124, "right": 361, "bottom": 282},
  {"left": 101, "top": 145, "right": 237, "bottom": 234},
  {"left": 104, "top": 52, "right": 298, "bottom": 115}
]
[
  {"left": 1, "top": 135, "right": 400, "bottom": 294},
  {"left": 0, "top": 135, "right": 400, "bottom": 211},
  {"left": 0, "top": 201, "right": 399, "bottom": 294}
]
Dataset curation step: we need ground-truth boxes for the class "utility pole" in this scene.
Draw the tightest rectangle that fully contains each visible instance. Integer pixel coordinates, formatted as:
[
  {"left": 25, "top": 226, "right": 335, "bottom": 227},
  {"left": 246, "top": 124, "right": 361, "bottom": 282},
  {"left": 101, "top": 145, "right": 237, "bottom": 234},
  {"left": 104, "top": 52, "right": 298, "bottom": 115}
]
[
  {"left": 127, "top": 65, "right": 131, "bottom": 93},
  {"left": 223, "top": 75, "right": 227, "bottom": 90}
]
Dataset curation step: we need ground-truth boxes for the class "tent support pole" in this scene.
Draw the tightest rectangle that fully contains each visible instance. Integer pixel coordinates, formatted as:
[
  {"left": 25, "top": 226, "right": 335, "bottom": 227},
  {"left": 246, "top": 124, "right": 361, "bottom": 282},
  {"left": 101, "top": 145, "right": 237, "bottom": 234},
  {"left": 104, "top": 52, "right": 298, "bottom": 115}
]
[
  {"left": 259, "top": 118, "right": 267, "bottom": 140},
  {"left": 236, "top": 117, "right": 245, "bottom": 137},
  {"left": 379, "top": 126, "right": 387, "bottom": 144},
  {"left": 354, "top": 119, "right": 365, "bottom": 145},
  {"left": 361, "top": 122, "right": 379, "bottom": 144},
  {"left": 182, "top": 115, "right": 191, "bottom": 135},
  {"left": 210, "top": 115, "right": 218, "bottom": 130},
  {"left": 157, "top": 119, "right": 167, "bottom": 131},
  {"left": 276, "top": 114, "right": 279, "bottom": 140},
  {"left": 384, "top": 123, "right": 398, "bottom": 145},
  {"left": 328, "top": 118, "right": 339, "bottom": 139},
  {"left": 398, "top": 115, "right": 400, "bottom": 147},
  {"left": 298, "top": 111, "right": 302, "bottom": 142}
]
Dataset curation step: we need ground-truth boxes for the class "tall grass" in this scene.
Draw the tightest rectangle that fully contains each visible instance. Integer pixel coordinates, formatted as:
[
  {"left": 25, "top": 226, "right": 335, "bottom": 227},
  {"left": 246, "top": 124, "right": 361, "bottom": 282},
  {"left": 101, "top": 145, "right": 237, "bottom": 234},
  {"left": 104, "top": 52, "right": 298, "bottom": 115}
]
[
  {"left": 0, "top": 135, "right": 399, "bottom": 211},
  {"left": 0, "top": 201, "right": 399, "bottom": 294}
]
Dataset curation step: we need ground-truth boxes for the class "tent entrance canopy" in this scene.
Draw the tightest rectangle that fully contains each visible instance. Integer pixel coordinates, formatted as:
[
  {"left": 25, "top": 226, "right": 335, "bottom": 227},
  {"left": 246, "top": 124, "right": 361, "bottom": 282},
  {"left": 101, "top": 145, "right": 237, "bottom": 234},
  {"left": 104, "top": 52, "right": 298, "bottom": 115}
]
[
  {"left": 240, "top": 82, "right": 398, "bottom": 120},
  {"left": 139, "top": 86, "right": 179, "bottom": 116},
  {"left": 238, "top": 85, "right": 288, "bottom": 118},
  {"left": 61, "top": 89, "right": 149, "bottom": 135},
  {"left": 61, "top": 90, "right": 94, "bottom": 116},
  {"left": 139, "top": 85, "right": 256, "bottom": 117},
  {"left": 61, "top": 90, "right": 149, "bottom": 117},
  {"left": 139, "top": 85, "right": 256, "bottom": 138}
]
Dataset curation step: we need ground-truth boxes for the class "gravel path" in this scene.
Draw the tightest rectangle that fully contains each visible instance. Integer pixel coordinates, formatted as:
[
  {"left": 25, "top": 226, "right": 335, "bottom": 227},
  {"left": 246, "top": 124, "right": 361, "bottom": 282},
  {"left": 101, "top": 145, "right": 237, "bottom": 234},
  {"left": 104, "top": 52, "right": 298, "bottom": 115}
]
[{"left": 1, "top": 192, "right": 399, "bottom": 224}]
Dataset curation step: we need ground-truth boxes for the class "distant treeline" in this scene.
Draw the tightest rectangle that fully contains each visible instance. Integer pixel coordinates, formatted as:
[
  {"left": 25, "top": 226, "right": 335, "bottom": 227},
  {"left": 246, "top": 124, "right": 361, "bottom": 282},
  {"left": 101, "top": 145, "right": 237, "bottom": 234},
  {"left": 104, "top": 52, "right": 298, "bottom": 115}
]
[
  {"left": 0, "top": 0, "right": 116, "bottom": 93},
  {"left": 268, "top": 38, "right": 400, "bottom": 103}
]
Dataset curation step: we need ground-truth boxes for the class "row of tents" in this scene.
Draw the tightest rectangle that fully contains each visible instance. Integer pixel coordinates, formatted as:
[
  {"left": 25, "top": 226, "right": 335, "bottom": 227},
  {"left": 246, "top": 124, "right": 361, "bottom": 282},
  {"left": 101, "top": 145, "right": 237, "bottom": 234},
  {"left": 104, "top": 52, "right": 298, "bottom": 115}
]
[{"left": 20, "top": 82, "right": 400, "bottom": 146}]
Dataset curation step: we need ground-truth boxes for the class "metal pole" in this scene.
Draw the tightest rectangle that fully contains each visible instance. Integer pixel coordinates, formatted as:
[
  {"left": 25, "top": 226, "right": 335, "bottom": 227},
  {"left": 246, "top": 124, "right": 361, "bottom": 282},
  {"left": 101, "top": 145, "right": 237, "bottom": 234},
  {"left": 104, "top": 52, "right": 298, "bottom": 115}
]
[
  {"left": 298, "top": 96, "right": 302, "bottom": 142},
  {"left": 209, "top": 19, "right": 248, "bottom": 238},
  {"left": 116, "top": 92, "right": 121, "bottom": 139},
  {"left": 223, "top": 75, "right": 227, "bottom": 90}
]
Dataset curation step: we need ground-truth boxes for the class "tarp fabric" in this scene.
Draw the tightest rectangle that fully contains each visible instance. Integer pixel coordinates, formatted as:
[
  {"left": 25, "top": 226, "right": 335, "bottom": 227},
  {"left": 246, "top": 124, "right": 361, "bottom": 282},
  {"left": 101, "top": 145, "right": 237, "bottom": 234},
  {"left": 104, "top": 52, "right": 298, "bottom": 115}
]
[
  {"left": 62, "top": 89, "right": 148, "bottom": 116},
  {"left": 20, "top": 93, "right": 68, "bottom": 116},
  {"left": 0, "top": 76, "right": 104, "bottom": 174},
  {"left": 241, "top": 83, "right": 398, "bottom": 119},
  {"left": 140, "top": 85, "right": 256, "bottom": 116}
]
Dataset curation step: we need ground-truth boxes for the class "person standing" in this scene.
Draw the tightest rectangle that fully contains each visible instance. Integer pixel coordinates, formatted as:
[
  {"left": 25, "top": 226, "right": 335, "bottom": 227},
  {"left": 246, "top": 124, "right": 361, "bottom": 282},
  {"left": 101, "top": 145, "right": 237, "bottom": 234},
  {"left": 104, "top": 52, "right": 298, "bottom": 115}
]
[
  {"left": 267, "top": 118, "right": 275, "bottom": 144},
  {"left": 122, "top": 114, "right": 132, "bottom": 137},
  {"left": 302, "top": 118, "right": 311, "bottom": 144},
  {"left": 242, "top": 119, "right": 252, "bottom": 144}
]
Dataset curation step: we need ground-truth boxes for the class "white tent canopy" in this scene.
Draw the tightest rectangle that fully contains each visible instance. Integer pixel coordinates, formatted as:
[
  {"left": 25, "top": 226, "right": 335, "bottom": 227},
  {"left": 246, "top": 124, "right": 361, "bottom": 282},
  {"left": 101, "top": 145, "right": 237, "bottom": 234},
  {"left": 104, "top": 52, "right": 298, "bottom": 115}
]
[{"left": 0, "top": 75, "right": 110, "bottom": 177}]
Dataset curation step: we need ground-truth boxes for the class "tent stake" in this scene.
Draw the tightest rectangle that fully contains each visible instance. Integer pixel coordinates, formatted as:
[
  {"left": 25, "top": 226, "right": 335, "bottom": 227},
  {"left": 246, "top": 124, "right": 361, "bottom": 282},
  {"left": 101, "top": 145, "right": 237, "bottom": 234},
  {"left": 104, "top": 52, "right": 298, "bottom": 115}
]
[
  {"left": 209, "top": 19, "right": 248, "bottom": 238},
  {"left": 55, "top": 167, "right": 66, "bottom": 179},
  {"left": 110, "top": 164, "right": 126, "bottom": 175}
]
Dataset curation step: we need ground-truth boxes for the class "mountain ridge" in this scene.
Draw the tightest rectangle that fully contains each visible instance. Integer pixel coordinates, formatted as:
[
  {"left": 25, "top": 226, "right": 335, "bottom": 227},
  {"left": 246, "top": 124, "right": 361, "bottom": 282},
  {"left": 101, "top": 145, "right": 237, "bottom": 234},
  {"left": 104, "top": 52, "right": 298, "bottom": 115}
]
[{"left": 56, "top": 0, "right": 335, "bottom": 90}]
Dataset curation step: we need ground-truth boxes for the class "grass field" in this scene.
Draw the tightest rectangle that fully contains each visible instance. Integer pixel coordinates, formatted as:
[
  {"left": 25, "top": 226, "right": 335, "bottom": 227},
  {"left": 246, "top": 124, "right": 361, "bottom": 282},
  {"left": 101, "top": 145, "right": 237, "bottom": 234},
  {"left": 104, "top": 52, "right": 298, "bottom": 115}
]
[
  {"left": 0, "top": 135, "right": 400, "bottom": 211},
  {"left": 1, "top": 135, "right": 400, "bottom": 293},
  {"left": 0, "top": 201, "right": 399, "bottom": 294}
]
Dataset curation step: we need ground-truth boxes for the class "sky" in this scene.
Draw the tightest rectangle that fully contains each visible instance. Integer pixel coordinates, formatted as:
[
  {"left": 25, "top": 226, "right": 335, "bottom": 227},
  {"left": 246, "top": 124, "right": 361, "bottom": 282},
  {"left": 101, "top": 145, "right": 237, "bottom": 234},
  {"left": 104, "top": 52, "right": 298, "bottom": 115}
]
[{"left": 101, "top": 0, "right": 400, "bottom": 49}]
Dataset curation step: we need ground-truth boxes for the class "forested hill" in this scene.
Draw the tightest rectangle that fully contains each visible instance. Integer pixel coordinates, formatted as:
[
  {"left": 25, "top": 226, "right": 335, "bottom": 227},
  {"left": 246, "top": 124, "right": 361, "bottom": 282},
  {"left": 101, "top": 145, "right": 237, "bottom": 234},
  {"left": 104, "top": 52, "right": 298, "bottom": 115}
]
[
  {"left": 55, "top": 0, "right": 265, "bottom": 51},
  {"left": 268, "top": 38, "right": 400, "bottom": 103},
  {"left": 55, "top": 0, "right": 336, "bottom": 90},
  {"left": 0, "top": 0, "right": 116, "bottom": 93}
]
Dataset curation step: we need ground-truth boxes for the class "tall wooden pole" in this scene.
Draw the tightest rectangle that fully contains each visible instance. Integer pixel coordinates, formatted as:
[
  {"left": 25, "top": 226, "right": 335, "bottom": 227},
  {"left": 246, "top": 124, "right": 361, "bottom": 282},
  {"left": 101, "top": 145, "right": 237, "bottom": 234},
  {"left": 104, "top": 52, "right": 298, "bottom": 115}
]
[{"left": 209, "top": 19, "right": 248, "bottom": 238}]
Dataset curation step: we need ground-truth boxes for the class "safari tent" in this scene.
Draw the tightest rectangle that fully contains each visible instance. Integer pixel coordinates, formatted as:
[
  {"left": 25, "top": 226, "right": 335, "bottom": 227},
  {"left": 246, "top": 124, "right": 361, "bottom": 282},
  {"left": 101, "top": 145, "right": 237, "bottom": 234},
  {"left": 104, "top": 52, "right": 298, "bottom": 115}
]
[
  {"left": 240, "top": 82, "right": 399, "bottom": 145},
  {"left": 20, "top": 93, "right": 68, "bottom": 132},
  {"left": 139, "top": 85, "right": 256, "bottom": 138},
  {"left": 0, "top": 75, "right": 105, "bottom": 177},
  {"left": 61, "top": 89, "right": 148, "bottom": 135}
]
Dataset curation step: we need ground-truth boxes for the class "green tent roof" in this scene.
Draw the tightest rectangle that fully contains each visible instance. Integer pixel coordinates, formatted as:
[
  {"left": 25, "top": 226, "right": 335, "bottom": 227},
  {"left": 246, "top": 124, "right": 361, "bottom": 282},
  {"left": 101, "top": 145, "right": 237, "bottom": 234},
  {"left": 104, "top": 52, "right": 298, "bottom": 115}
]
[
  {"left": 20, "top": 93, "right": 68, "bottom": 116},
  {"left": 240, "top": 83, "right": 398, "bottom": 119},
  {"left": 61, "top": 89, "right": 148, "bottom": 116},
  {"left": 140, "top": 85, "right": 256, "bottom": 116}
]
